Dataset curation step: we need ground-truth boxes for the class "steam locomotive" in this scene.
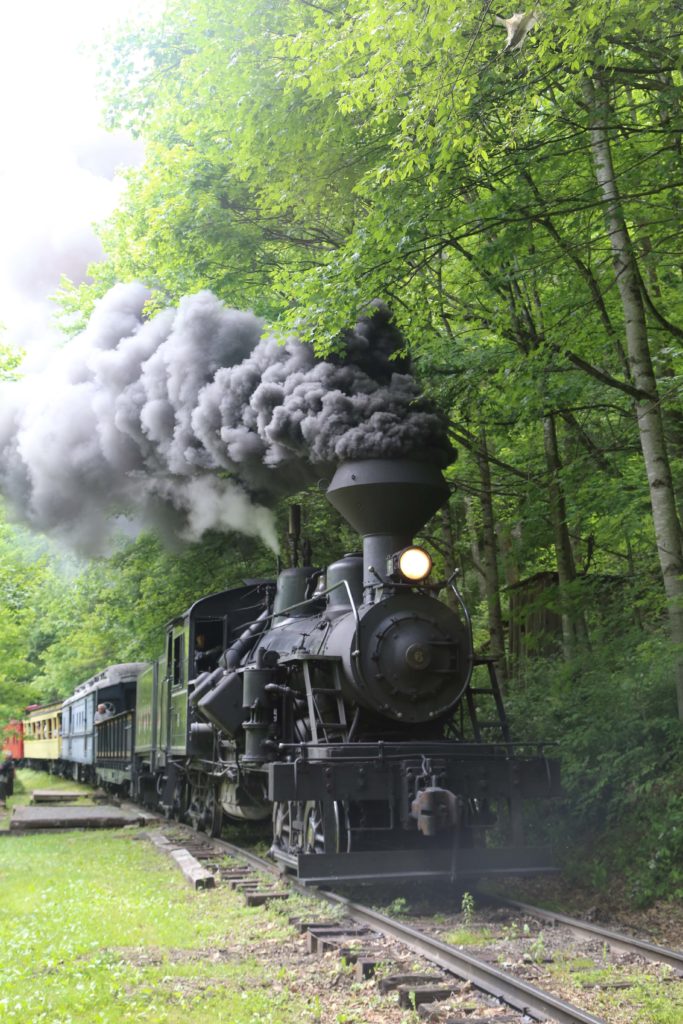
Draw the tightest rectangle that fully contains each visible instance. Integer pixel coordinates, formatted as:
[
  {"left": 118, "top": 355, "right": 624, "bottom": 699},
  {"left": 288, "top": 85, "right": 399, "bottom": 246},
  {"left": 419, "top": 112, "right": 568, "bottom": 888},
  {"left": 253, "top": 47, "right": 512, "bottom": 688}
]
[{"left": 11, "top": 458, "right": 561, "bottom": 884}]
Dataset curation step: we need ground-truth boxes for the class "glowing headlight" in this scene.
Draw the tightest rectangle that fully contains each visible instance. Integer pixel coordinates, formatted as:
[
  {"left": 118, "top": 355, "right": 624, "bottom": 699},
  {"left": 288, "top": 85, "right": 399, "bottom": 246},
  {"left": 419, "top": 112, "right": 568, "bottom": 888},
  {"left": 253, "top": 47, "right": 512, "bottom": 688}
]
[{"left": 397, "top": 546, "right": 433, "bottom": 582}]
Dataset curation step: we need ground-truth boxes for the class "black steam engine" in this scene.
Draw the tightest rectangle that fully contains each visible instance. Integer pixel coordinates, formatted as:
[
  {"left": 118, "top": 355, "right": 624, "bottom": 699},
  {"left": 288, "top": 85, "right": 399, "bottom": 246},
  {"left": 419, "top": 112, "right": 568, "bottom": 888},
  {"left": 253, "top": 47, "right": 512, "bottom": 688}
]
[
  {"left": 20, "top": 456, "right": 560, "bottom": 883},
  {"left": 183, "top": 458, "right": 561, "bottom": 883}
]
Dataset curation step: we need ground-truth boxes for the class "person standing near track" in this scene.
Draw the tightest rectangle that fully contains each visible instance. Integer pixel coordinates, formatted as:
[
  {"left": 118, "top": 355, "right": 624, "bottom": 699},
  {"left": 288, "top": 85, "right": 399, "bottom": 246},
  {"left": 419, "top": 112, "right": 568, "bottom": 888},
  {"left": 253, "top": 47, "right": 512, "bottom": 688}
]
[{"left": 0, "top": 752, "right": 15, "bottom": 806}]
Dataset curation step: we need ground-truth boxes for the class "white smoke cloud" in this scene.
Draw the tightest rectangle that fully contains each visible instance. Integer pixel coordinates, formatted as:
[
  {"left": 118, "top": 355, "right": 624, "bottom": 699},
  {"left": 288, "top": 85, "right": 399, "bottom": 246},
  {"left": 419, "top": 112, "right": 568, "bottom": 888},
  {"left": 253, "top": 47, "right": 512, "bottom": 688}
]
[{"left": 0, "top": 1, "right": 151, "bottom": 348}]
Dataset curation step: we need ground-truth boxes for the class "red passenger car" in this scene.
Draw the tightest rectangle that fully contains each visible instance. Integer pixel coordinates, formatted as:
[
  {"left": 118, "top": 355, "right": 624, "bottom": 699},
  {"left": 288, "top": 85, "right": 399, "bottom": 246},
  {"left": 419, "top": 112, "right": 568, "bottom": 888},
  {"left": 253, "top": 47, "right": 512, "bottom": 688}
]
[{"left": 2, "top": 719, "right": 24, "bottom": 762}]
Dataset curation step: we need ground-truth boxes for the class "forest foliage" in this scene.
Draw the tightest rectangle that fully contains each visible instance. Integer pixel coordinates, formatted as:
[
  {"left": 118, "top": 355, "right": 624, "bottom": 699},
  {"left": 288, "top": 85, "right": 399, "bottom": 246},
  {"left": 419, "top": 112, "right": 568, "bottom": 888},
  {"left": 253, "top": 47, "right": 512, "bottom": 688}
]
[{"left": 2, "top": 0, "right": 683, "bottom": 901}]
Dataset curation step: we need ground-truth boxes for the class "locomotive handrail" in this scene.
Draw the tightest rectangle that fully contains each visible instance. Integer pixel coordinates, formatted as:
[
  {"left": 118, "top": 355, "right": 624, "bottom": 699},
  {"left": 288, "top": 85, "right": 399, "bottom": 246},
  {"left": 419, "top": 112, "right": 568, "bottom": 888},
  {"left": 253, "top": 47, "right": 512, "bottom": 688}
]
[
  {"left": 278, "top": 739, "right": 556, "bottom": 757},
  {"left": 95, "top": 709, "right": 131, "bottom": 724},
  {"left": 95, "top": 709, "right": 134, "bottom": 761},
  {"left": 249, "top": 577, "right": 362, "bottom": 631},
  {"left": 236, "top": 569, "right": 472, "bottom": 651},
  {"left": 329, "top": 578, "right": 361, "bottom": 629}
]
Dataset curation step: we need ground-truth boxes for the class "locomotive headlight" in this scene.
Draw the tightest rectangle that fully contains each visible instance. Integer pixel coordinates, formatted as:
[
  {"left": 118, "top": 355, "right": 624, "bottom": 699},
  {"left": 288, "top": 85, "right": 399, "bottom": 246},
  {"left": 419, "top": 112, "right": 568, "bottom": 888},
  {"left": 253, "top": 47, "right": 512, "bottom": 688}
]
[{"left": 395, "top": 546, "right": 433, "bottom": 582}]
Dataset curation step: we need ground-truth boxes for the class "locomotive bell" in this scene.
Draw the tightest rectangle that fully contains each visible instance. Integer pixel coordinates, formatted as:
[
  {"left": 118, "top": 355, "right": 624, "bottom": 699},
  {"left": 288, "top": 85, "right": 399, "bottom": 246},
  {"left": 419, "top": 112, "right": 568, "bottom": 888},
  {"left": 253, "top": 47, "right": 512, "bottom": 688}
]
[{"left": 326, "top": 459, "right": 449, "bottom": 591}]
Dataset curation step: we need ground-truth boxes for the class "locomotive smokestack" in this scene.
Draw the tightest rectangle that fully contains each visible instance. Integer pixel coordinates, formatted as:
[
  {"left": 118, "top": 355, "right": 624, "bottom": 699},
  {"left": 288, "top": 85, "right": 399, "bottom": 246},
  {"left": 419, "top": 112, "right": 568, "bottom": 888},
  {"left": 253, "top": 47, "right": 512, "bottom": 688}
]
[{"left": 326, "top": 459, "right": 449, "bottom": 591}]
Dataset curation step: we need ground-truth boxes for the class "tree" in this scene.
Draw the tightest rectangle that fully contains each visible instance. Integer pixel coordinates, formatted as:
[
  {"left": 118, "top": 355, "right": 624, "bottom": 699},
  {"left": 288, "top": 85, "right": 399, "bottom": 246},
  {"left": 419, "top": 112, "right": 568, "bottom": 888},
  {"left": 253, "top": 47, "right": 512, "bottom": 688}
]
[{"left": 59, "top": 0, "right": 683, "bottom": 716}]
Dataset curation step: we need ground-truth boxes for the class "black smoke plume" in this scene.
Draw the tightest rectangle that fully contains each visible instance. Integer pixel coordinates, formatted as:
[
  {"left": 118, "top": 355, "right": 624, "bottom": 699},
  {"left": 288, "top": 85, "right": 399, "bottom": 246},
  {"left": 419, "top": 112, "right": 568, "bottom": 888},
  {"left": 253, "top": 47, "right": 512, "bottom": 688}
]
[{"left": 0, "top": 285, "right": 453, "bottom": 553}]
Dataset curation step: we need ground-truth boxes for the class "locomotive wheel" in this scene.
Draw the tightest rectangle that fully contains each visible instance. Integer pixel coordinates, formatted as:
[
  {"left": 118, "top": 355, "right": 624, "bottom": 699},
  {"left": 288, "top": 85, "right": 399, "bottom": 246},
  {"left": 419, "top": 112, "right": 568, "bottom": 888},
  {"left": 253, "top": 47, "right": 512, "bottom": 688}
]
[
  {"left": 174, "top": 781, "right": 190, "bottom": 823},
  {"left": 205, "top": 788, "right": 223, "bottom": 838},
  {"left": 302, "top": 801, "right": 350, "bottom": 855},
  {"left": 271, "top": 801, "right": 300, "bottom": 855},
  {"left": 272, "top": 801, "right": 350, "bottom": 856},
  {"left": 188, "top": 781, "right": 205, "bottom": 831}
]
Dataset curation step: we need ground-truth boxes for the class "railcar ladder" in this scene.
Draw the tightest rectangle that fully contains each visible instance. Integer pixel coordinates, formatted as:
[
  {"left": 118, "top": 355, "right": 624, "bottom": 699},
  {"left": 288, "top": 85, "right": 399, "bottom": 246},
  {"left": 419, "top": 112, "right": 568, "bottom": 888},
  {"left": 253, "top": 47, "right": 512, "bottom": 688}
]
[
  {"left": 302, "top": 661, "right": 348, "bottom": 744},
  {"left": 465, "top": 656, "right": 511, "bottom": 744}
]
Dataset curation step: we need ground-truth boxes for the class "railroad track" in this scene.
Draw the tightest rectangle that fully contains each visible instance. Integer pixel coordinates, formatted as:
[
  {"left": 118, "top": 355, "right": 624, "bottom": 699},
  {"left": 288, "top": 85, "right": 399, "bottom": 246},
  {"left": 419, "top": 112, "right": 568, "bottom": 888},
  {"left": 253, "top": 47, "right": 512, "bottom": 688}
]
[
  {"left": 144, "top": 825, "right": 681, "bottom": 1023},
  {"left": 490, "top": 894, "right": 683, "bottom": 974}
]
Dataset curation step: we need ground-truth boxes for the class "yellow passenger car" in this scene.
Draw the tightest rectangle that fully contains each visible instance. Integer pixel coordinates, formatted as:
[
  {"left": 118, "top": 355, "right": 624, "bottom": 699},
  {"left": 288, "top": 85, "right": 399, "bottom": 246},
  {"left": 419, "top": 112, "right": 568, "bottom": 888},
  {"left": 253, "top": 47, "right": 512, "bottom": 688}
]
[{"left": 23, "top": 701, "right": 63, "bottom": 767}]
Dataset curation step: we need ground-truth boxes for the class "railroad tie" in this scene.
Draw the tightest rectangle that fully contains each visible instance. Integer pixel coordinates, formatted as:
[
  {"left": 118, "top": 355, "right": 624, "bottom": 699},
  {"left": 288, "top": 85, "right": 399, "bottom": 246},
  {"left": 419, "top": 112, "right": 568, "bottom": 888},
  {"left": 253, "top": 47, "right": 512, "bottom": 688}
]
[
  {"left": 147, "top": 833, "right": 216, "bottom": 889},
  {"left": 244, "top": 891, "right": 290, "bottom": 907},
  {"left": 169, "top": 848, "right": 216, "bottom": 890},
  {"left": 396, "top": 982, "right": 463, "bottom": 1009},
  {"left": 305, "top": 925, "right": 371, "bottom": 956},
  {"left": 377, "top": 973, "right": 445, "bottom": 995}
]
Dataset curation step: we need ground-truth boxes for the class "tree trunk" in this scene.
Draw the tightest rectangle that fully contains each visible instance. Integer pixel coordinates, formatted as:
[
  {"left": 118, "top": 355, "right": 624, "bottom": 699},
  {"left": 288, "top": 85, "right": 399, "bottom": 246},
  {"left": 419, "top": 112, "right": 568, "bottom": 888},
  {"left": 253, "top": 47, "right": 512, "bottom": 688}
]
[
  {"left": 583, "top": 74, "right": 683, "bottom": 720},
  {"left": 497, "top": 521, "right": 521, "bottom": 588},
  {"left": 542, "top": 412, "right": 589, "bottom": 658},
  {"left": 475, "top": 429, "right": 508, "bottom": 682},
  {"left": 636, "top": 230, "right": 683, "bottom": 480},
  {"left": 463, "top": 494, "right": 487, "bottom": 605}
]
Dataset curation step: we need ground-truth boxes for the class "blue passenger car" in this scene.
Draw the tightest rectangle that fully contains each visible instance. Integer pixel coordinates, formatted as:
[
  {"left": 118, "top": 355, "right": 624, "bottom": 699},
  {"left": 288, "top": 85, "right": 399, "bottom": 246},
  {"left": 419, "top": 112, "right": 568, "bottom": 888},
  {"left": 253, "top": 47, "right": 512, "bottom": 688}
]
[{"left": 61, "top": 663, "right": 146, "bottom": 784}]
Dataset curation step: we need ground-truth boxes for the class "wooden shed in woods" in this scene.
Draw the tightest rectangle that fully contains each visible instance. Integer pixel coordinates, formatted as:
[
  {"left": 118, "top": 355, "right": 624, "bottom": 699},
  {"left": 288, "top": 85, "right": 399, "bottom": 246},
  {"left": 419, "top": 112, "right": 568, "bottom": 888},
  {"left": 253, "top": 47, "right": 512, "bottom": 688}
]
[{"left": 507, "top": 571, "right": 563, "bottom": 662}]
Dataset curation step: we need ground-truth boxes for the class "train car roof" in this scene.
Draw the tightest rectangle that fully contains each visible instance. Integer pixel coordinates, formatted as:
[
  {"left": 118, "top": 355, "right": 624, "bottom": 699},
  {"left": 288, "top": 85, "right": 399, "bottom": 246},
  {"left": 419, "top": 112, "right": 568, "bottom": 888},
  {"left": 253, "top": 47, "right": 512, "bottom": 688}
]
[
  {"left": 167, "top": 581, "right": 273, "bottom": 628},
  {"left": 62, "top": 662, "right": 148, "bottom": 707},
  {"left": 24, "top": 699, "right": 64, "bottom": 718}
]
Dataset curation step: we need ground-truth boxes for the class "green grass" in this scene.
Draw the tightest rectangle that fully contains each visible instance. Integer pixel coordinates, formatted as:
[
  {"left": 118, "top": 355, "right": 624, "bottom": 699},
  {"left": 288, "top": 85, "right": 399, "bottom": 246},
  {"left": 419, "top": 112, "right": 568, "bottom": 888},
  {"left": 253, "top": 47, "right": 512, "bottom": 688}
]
[
  {"left": 549, "top": 956, "right": 683, "bottom": 1024},
  {"left": 0, "top": 827, "right": 313, "bottom": 1024},
  {"left": 442, "top": 926, "right": 497, "bottom": 947}
]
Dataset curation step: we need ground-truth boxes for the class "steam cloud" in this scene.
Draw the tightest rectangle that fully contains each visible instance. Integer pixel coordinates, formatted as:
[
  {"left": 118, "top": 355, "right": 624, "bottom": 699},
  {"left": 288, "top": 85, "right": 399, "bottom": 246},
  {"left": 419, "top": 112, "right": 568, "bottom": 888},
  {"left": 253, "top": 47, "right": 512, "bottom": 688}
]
[{"left": 0, "top": 285, "right": 452, "bottom": 553}]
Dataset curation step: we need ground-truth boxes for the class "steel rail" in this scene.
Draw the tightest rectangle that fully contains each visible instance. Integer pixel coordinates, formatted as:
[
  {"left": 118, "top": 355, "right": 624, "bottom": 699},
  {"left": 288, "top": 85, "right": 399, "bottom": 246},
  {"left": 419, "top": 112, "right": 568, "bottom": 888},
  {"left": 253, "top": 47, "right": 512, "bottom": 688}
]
[
  {"left": 492, "top": 895, "right": 683, "bottom": 973},
  {"left": 208, "top": 834, "right": 607, "bottom": 1024},
  {"left": 212, "top": 835, "right": 278, "bottom": 876},
  {"left": 317, "top": 893, "right": 607, "bottom": 1024}
]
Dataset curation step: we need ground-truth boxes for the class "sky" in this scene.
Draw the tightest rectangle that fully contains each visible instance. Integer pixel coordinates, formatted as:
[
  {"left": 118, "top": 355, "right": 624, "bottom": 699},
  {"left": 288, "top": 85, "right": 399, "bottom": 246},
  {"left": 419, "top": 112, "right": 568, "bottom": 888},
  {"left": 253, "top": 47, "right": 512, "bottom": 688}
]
[{"left": 0, "top": 0, "right": 163, "bottom": 349}]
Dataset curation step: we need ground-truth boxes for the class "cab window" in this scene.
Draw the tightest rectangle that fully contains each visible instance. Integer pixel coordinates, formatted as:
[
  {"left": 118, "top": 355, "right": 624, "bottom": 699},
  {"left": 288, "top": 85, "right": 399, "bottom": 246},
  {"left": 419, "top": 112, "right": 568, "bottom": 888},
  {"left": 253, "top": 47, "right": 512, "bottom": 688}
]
[{"left": 172, "top": 633, "right": 184, "bottom": 688}]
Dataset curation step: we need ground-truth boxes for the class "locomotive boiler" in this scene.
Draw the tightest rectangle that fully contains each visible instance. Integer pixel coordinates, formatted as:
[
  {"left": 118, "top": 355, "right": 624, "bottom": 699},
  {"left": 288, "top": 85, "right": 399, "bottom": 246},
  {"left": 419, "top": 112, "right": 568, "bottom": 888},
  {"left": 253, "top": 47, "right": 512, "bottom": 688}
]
[{"left": 187, "top": 458, "right": 561, "bottom": 883}]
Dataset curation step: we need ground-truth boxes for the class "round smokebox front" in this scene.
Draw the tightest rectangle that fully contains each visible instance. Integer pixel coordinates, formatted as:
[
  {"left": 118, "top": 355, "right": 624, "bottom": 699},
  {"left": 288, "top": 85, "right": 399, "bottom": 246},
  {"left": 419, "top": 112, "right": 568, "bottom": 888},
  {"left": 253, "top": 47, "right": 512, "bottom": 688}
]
[{"left": 349, "top": 594, "right": 471, "bottom": 723}]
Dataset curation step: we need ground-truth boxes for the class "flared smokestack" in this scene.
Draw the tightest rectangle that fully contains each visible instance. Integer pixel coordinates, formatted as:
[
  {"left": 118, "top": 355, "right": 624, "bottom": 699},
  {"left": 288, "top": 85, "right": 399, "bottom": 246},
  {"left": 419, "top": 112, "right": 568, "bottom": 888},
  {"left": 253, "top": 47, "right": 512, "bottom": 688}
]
[{"left": 326, "top": 459, "right": 449, "bottom": 589}]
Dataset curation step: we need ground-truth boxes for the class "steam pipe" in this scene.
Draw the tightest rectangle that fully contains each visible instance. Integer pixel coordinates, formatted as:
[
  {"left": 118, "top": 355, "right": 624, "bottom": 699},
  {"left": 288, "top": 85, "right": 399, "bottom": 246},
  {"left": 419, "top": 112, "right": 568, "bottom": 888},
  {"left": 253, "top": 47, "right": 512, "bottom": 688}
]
[
  {"left": 191, "top": 606, "right": 273, "bottom": 719},
  {"left": 224, "top": 607, "right": 271, "bottom": 670},
  {"left": 363, "top": 532, "right": 411, "bottom": 591}
]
